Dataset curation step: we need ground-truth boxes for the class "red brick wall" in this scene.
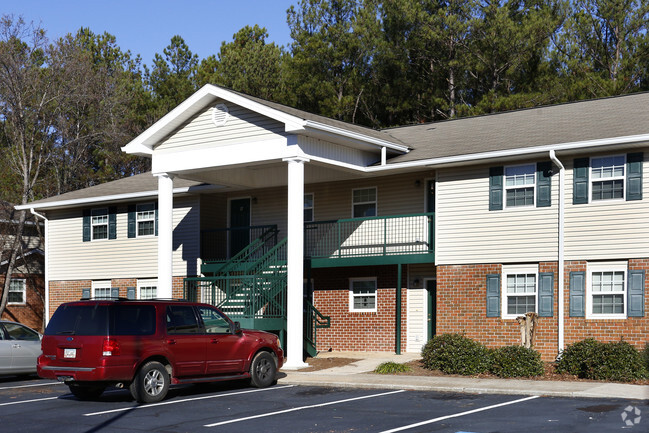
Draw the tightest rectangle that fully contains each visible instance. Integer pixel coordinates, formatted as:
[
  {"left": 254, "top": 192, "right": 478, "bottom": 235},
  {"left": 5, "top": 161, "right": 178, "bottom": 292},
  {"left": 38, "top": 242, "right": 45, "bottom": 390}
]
[
  {"left": 0, "top": 273, "right": 45, "bottom": 332},
  {"left": 312, "top": 265, "right": 408, "bottom": 353},
  {"left": 48, "top": 276, "right": 186, "bottom": 320},
  {"left": 437, "top": 260, "right": 649, "bottom": 361}
]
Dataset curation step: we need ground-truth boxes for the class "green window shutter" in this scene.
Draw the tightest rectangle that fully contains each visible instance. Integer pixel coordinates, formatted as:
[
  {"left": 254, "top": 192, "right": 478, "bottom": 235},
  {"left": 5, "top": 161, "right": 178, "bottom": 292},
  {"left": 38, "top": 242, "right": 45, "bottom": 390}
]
[
  {"left": 536, "top": 162, "right": 552, "bottom": 207},
  {"left": 111, "top": 287, "right": 119, "bottom": 299},
  {"left": 538, "top": 272, "right": 554, "bottom": 317},
  {"left": 128, "top": 205, "right": 136, "bottom": 238},
  {"left": 489, "top": 167, "right": 503, "bottom": 211},
  {"left": 81, "top": 288, "right": 91, "bottom": 300},
  {"left": 82, "top": 209, "right": 91, "bottom": 242},
  {"left": 155, "top": 201, "right": 159, "bottom": 236},
  {"left": 626, "top": 152, "right": 643, "bottom": 201},
  {"left": 569, "top": 271, "right": 585, "bottom": 317},
  {"left": 628, "top": 270, "right": 645, "bottom": 317},
  {"left": 486, "top": 274, "right": 501, "bottom": 317},
  {"left": 573, "top": 158, "right": 589, "bottom": 204},
  {"left": 127, "top": 287, "right": 136, "bottom": 300},
  {"left": 108, "top": 206, "right": 117, "bottom": 240}
]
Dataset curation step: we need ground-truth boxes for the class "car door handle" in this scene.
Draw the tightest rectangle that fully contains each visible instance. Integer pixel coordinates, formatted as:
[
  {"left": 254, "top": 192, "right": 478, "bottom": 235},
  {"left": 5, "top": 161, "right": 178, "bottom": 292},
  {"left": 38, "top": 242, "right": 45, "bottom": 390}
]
[
  {"left": 166, "top": 339, "right": 176, "bottom": 345},
  {"left": 12, "top": 344, "right": 20, "bottom": 349},
  {"left": 210, "top": 338, "right": 218, "bottom": 344}
]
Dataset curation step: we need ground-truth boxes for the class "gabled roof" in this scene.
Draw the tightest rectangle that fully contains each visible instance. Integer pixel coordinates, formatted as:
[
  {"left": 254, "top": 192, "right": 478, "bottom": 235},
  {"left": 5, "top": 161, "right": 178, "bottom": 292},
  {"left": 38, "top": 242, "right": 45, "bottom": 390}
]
[
  {"left": 122, "top": 84, "right": 409, "bottom": 157},
  {"left": 384, "top": 92, "right": 649, "bottom": 165}
]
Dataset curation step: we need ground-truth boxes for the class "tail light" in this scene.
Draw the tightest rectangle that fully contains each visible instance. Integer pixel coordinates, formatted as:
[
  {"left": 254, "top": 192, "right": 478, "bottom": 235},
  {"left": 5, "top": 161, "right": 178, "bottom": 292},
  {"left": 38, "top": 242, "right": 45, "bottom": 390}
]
[{"left": 102, "top": 338, "right": 120, "bottom": 356}]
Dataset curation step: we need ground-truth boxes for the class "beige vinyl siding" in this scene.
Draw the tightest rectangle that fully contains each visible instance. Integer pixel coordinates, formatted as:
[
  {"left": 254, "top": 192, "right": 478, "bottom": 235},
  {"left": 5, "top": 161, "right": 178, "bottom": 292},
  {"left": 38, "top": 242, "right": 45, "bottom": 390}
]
[
  {"left": 299, "top": 136, "right": 381, "bottom": 167},
  {"left": 155, "top": 100, "right": 285, "bottom": 153},
  {"left": 436, "top": 163, "right": 559, "bottom": 265},
  {"left": 48, "top": 196, "right": 200, "bottom": 281},
  {"left": 406, "top": 286, "right": 427, "bottom": 353},
  {"left": 564, "top": 155, "right": 649, "bottom": 260}
]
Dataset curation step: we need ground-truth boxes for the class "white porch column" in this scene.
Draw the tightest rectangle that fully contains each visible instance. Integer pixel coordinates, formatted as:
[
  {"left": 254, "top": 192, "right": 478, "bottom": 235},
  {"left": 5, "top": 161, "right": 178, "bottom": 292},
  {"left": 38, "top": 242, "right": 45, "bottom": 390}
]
[
  {"left": 283, "top": 157, "right": 309, "bottom": 369},
  {"left": 157, "top": 173, "right": 174, "bottom": 299}
]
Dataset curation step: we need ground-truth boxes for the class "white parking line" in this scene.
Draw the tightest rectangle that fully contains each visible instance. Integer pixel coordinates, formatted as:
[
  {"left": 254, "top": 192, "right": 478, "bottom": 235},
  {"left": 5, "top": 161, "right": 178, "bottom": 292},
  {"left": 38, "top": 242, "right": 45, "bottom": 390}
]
[
  {"left": 84, "top": 385, "right": 295, "bottom": 416},
  {"left": 0, "top": 396, "right": 60, "bottom": 406},
  {"left": 0, "top": 382, "right": 63, "bottom": 391},
  {"left": 204, "top": 389, "right": 406, "bottom": 427},
  {"left": 379, "top": 395, "right": 540, "bottom": 433}
]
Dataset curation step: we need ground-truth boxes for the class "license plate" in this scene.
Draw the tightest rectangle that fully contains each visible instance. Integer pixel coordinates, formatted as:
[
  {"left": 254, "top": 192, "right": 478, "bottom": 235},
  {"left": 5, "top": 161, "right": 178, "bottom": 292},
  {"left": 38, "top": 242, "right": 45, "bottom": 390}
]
[{"left": 64, "top": 348, "right": 76, "bottom": 359}]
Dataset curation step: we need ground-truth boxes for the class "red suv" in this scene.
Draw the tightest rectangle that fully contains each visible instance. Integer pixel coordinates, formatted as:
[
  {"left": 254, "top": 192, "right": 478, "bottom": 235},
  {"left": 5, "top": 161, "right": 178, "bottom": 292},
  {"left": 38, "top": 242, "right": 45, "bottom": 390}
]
[{"left": 38, "top": 299, "right": 283, "bottom": 403}]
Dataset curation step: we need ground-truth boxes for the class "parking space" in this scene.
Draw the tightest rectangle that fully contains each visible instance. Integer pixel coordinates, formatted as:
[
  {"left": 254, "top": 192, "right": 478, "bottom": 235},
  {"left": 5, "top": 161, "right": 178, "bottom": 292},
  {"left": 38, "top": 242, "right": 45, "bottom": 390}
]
[{"left": 0, "top": 376, "right": 645, "bottom": 432}]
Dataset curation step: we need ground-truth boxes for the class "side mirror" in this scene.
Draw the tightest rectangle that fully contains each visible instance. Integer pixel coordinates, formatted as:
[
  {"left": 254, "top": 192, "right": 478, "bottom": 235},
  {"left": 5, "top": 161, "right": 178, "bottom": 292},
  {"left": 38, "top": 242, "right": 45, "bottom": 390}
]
[{"left": 232, "top": 321, "right": 242, "bottom": 334}]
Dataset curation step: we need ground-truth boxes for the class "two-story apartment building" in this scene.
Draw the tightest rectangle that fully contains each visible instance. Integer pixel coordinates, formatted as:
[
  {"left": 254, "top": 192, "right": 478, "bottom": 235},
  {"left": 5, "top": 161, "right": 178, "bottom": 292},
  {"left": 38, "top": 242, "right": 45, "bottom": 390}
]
[{"left": 18, "top": 85, "right": 649, "bottom": 368}]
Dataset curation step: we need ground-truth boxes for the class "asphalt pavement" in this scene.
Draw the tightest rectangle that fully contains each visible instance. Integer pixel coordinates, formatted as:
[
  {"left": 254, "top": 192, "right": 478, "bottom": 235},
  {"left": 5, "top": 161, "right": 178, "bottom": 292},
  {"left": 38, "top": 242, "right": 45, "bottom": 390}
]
[{"left": 278, "top": 351, "right": 649, "bottom": 401}]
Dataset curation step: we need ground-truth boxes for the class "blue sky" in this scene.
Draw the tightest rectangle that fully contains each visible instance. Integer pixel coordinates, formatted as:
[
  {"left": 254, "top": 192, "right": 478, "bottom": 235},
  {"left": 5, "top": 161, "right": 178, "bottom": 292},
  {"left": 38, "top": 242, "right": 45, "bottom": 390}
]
[{"left": 4, "top": 0, "right": 297, "bottom": 66}]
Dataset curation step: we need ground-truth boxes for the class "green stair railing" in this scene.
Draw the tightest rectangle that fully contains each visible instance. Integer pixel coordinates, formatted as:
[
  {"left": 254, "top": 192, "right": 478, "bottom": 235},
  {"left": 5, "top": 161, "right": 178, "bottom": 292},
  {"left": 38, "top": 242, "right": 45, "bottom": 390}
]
[{"left": 304, "top": 300, "right": 331, "bottom": 357}]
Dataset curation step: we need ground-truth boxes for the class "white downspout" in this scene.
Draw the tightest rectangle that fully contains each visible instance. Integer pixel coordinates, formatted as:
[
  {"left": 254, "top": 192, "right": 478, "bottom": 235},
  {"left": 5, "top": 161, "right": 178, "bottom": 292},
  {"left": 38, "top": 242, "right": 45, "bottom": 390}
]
[
  {"left": 549, "top": 150, "right": 565, "bottom": 353},
  {"left": 30, "top": 208, "right": 49, "bottom": 326}
]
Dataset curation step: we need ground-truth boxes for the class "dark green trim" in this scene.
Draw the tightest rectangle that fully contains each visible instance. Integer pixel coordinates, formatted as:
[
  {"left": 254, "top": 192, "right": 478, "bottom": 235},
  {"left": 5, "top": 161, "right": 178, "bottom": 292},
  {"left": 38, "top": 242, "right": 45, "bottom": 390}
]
[
  {"left": 127, "top": 205, "right": 136, "bottom": 238},
  {"left": 396, "top": 264, "right": 402, "bottom": 355},
  {"left": 310, "top": 253, "right": 434, "bottom": 268},
  {"left": 573, "top": 158, "right": 590, "bottom": 204},
  {"left": 626, "top": 152, "right": 643, "bottom": 201},
  {"left": 538, "top": 272, "right": 554, "bottom": 317},
  {"left": 536, "top": 162, "right": 552, "bottom": 207},
  {"left": 82, "top": 209, "right": 91, "bottom": 242},
  {"left": 489, "top": 166, "right": 504, "bottom": 211},
  {"left": 108, "top": 207, "right": 117, "bottom": 240},
  {"left": 569, "top": 271, "right": 585, "bottom": 317},
  {"left": 628, "top": 269, "right": 645, "bottom": 317}
]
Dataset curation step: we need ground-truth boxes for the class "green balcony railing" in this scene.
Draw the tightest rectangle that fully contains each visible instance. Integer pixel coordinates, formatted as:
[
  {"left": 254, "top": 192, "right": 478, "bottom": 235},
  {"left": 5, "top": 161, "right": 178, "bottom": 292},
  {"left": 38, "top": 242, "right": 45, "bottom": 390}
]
[{"left": 304, "top": 212, "right": 434, "bottom": 260}]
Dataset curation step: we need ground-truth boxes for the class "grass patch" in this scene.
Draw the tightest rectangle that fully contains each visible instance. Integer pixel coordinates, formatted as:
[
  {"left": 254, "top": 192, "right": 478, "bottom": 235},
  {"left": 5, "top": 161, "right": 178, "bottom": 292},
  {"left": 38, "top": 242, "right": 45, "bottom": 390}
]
[{"left": 374, "top": 361, "right": 412, "bottom": 374}]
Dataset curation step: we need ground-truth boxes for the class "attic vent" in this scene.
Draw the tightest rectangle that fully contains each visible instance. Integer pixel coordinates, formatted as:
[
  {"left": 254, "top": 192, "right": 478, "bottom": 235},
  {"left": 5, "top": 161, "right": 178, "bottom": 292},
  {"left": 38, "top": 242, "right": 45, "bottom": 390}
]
[{"left": 211, "top": 103, "right": 230, "bottom": 127}]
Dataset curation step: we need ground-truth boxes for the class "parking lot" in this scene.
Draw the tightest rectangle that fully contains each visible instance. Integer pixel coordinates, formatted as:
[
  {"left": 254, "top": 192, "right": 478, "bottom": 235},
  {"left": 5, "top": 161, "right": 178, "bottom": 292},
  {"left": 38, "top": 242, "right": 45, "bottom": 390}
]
[{"left": 1, "top": 376, "right": 646, "bottom": 432}]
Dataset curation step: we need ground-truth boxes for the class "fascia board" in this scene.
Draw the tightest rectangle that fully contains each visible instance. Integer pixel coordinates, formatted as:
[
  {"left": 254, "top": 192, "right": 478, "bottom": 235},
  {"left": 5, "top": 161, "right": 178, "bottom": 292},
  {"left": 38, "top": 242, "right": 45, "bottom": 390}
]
[
  {"left": 14, "top": 184, "right": 222, "bottom": 211},
  {"left": 365, "top": 133, "right": 649, "bottom": 172}
]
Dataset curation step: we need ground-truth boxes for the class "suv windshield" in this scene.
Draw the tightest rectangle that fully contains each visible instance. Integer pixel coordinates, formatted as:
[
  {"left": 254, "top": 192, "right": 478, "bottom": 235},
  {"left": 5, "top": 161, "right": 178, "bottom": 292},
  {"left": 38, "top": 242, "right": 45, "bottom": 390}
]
[{"left": 46, "top": 304, "right": 156, "bottom": 336}]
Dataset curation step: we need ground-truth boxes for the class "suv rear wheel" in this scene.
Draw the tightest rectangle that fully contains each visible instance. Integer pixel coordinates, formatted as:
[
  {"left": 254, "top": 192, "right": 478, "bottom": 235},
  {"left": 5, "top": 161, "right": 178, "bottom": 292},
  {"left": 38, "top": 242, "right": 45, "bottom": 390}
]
[
  {"left": 68, "top": 383, "right": 106, "bottom": 400},
  {"left": 249, "top": 352, "right": 276, "bottom": 388},
  {"left": 129, "top": 361, "right": 170, "bottom": 403}
]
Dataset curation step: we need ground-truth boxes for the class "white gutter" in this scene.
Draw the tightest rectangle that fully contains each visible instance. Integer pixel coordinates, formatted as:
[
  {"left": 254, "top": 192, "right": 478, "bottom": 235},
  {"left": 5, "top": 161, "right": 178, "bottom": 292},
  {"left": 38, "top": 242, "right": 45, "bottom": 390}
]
[
  {"left": 30, "top": 208, "right": 49, "bottom": 326},
  {"left": 549, "top": 150, "right": 565, "bottom": 354},
  {"left": 14, "top": 184, "right": 223, "bottom": 211}
]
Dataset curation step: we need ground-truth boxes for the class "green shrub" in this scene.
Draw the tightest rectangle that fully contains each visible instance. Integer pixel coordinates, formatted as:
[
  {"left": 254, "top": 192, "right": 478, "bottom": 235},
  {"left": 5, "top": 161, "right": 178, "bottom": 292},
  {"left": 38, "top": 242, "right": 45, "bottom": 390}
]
[
  {"left": 489, "top": 346, "right": 544, "bottom": 378},
  {"left": 643, "top": 343, "right": 649, "bottom": 372},
  {"left": 556, "top": 338, "right": 647, "bottom": 382},
  {"left": 374, "top": 362, "right": 411, "bottom": 374},
  {"left": 421, "top": 333, "right": 491, "bottom": 375}
]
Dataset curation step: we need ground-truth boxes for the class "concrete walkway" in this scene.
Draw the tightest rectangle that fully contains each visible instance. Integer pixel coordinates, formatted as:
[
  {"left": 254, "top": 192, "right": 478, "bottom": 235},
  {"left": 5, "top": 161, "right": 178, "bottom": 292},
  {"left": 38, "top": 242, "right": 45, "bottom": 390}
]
[{"left": 277, "top": 351, "right": 649, "bottom": 401}]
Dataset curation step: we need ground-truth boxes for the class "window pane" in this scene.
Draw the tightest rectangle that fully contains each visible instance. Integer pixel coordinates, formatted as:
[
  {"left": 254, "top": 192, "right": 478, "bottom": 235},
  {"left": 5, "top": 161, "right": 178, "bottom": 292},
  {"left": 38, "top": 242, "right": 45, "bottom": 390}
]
[
  {"left": 505, "top": 165, "right": 535, "bottom": 186},
  {"left": 507, "top": 274, "right": 536, "bottom": 294},
  {"left": 506, "top": 187, "right": 534, "bottom": 207},
  {"left": 592, "top": 294, "right": 624, "bottom": 314},
  {"left": 592, "top": 180, "right": 623, "bottom": 200},
  {"left": 354, "top": 295, "right": 375, "bottom": 310},
  {"left": 8, "top": 280, "right": 25, "bottom": 303},
  {"left": 507, "top": 296, "right": 536, "bottom": 315},
  {"left": 351, "top": 280, "right": 376, "bottom": 310},
  {"left": 139, "top": 286, "right": 157, "bottom": 299},
  {"left": 592, "top": 271, "right": 624, "bottom": 292},
  {"left": 353, "top": 203, "right": 376, "bottom": 218},
  {"left": 138, "top": 221, "right": 155, "bottom": 236},
  {"left": 94, "top": 287, "right": 112, "bottom": 299},
  {"left": 110, "top": 305, "right": 156, "bottom": 335},
  {"left": 353, "top": 188, "right": 376, "bottom": 203},
  {"left": 591, "top": 156, "right": 625, "bottom": 179}
]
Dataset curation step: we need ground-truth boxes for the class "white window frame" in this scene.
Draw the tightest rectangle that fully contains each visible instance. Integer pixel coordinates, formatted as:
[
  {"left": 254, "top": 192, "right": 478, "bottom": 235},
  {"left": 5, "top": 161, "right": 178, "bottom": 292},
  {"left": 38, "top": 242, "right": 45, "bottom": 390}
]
[
  {"left": 352, "top": 187, "right": 377, "bottom": 218},
  {"left": 586, "top": 261, "right": 627, "bottom": 319},
  {"left": 136, "top": 203, "right": 156, "bottom": 237},
  {"left": 504, "top": 164, "right": 536, "bottom": 208},
  {"left": 92, "top": 280, "right": 112, "bottom": 300},
  {"left": 590, "top": 155, "right": 626, "bottom": 202},
  {"left": 501, "top": 264, "right": 538, "bottom": 319},
  {"left": 304, "top": 193, "right": 314, "bottom": 223},
  {"left": 7, "top": 279, "right": 26, "bottom": 305},
  {"left": 91, "top": 208, "right": 109, "bottom": 241},
  {"left": 349, "top": 277, "right": 377, "bottom": 312},
  {"left": 137, "top": 279, "right": 158, "bottom": 300}
]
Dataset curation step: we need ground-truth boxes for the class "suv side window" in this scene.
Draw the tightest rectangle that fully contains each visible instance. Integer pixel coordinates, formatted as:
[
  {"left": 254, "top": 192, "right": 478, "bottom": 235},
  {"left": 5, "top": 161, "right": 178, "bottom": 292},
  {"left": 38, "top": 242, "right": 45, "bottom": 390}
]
[
  {"left": 197, "top": 306, "right": 231, "bottom": 334},
  {"left": 166, "top": 305, "right": 200, "bottom": 334},
  {"left": 110, "top": 305, "right": 156, "bottom": 335}
]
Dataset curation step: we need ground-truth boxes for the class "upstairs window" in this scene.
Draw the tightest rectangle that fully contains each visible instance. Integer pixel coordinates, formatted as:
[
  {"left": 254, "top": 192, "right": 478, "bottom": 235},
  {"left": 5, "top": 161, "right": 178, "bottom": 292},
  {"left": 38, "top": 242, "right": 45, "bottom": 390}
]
[
  {"left": 304, "top": 193, "right": 314, "bottom": 222},
  {"left": 352, "top": 187, "right": 377, "bottom": 218},
  {"left": 91, "top": 208, "right": 108, "bottom": 240},
  {"left": 505, "top": 164, "right": 535, "bottom": 207},
  {"left": 8, "top": 279, "right": 25, "bottom": 304},
  {"left": 136, "top": 203, "right": 156, "bottom": 236},
  {"left": 591, "top": 156, "right": 625, "bottom": 201}
]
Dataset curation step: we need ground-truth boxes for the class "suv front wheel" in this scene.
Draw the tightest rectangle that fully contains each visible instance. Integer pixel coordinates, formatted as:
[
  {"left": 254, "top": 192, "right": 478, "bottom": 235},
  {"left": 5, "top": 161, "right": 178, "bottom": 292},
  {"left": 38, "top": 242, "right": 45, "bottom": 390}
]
[
  {"left": 249, "top": 352, "right": 277, "bottom": 388},
  {"left": 129, "top": 361, "right": 170, "bottom": 403}
]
